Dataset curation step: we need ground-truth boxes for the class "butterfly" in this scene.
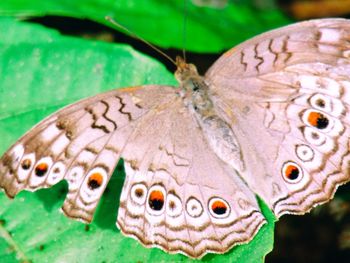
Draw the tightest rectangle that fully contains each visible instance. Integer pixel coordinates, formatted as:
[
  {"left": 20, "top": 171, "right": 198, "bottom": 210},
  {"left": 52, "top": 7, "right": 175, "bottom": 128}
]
[{"left": 1, "top": 18, "right": 350, "bottom": 259}]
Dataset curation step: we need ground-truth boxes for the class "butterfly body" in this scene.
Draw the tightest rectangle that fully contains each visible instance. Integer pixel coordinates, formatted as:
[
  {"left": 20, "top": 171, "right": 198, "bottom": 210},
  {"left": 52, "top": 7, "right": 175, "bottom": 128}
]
[
  {"left": 1, "top": 18, "right": 350, "bottom": 258},
  {"left": 176, "top": 58, "right": 244, "bottom": 172}
]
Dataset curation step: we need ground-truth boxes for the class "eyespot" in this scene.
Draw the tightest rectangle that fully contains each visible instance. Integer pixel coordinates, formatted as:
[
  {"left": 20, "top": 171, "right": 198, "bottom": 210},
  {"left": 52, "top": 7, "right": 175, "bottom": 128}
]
[
  {"left": 47, "top": 162, "right": 66, "bottom": 185},
  {"left": 149, "top": 191, "right": 164, "bottom": 210},
  {"left": 67, "top": 166, "right": 85, "bottom": 191},
  {"left": 147, "top": 185, "right": 166, "bottom": 215},
  {"left": 303, "top": 127, "right": 326, "bottom": 146},
  {"left": 310, "top": 94, "right": 331, "bottom": 111},
  {"left": 87, "top": 172, "right": 104, "bottom": 190},
  {"left": 166, "top": 192, "right": 182, "bottom": 217},
  {"left": 18, "top": 153, "right": 36, "bottom": 181},
  {"left": 306, "top": 111, "right": 329, "bottom": 129},
  {"left": 295, "top": 144, "right": 314, "bottom": 162},
  {"left": 35, "top": 162, "right": 49, "bottom": 177},
  {"left": 21, "top": 158, "right": 32, "bottom": 170},
  {"left": 208, "top": 197, "right": 230, "bottom": 218},
  {"left": 33, "top": 157, "right": 53, "bottom": 177},
  {"left": 28, "top": 157, "right": 53, "bottom": 187},
  {"left": 83, "top": 167, "right": 108, "bottom": 191},
  {"left": 282, "top": 161, "right": 303, "bottom": 183},
  {"left": 130, "top": 183, "right": 147, "bottom": 205},
  {"left": 186, "top": 197, "right": 203, "bottom": 218},
  {"left": 79, "top": 167, "right": 108, "bottom": 203}
]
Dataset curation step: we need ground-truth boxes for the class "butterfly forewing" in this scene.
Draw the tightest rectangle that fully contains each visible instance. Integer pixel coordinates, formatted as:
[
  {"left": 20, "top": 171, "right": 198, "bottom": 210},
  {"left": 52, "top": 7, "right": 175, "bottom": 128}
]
[
  {"left": 205, "top": 18, "right": 350, "bottom": 217},
  {"left": 0, "top": 85, "right": 177, "bottom": 222}
]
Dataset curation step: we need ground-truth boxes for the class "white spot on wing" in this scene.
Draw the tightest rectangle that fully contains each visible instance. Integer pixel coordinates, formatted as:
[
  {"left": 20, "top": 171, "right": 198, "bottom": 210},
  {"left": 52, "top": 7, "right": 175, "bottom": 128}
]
[
  {"left": 50, "top": 134, "right": 70, "bottom": 156},
  {"left": 40, "top": 123, "right": 61, "bottom": 142},
  {"left": 47, "top": 161, "right": 66, "bottom": 185},
  {"left": 11, "top": 144, "right": 25, "bottom": 166},
  {"left": 319, "top": 28, "right": 341, "bottom": 43},
  {"left": 67, "top": 166, "right": 85, "bottom": 191}
]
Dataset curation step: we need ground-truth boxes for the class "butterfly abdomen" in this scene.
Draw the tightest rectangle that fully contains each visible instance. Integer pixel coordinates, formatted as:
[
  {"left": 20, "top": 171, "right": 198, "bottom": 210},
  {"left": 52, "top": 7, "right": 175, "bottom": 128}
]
[
  {"left": 200, "top": 115, "right": 244, "bottom": 172},
  {"left": 181, "top": 72, "right": 245, "bottom": 173}
]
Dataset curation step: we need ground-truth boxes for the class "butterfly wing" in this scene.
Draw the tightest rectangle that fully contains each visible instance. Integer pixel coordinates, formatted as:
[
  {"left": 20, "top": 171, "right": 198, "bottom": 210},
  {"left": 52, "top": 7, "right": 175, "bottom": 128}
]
[
  {"left": 205, "top": 18, "right": 350, "bottom": 217},
  {"left": 116, "top": 96, "right": 265, "bottom": 258},
  {"left": 0, "top": 85, "right": 178, "bottom": 222},
  {"left": 0, "top": 83, "right": 265, "bottom": 258}
]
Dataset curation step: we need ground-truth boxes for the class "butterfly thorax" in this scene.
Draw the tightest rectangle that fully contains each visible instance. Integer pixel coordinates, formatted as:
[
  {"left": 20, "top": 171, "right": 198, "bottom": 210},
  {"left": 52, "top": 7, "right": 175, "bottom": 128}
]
[
  {"left": 175, "top": 57, "right": 214, "bottom": 117},
  {"left": 175, "top": 57, "right": 244, "bottom": 172}
]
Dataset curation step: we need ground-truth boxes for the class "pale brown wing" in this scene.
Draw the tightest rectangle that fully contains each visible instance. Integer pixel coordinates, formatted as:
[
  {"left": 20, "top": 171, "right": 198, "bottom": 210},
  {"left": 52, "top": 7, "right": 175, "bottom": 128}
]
[
  {"left": 205, "top": 18, "right": 350, "bottom": 217},
  {"left": 117, "top": 97, "right": 265, "bottom": 258},
  {"left": 0, "top": 83, "right": 266, "bottom": 258},
  {"left": 206, "top": 18, "right": 350, "bottom": 101},
  {"left": 0, "top": 85, "right": 177, "bottom": 222}
]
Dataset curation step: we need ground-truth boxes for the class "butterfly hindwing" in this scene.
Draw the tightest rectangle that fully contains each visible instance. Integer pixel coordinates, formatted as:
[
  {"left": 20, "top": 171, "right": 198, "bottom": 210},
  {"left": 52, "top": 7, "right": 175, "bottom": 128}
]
[{"left": 117, "top": 98, "right": 265, "bottom": 258}]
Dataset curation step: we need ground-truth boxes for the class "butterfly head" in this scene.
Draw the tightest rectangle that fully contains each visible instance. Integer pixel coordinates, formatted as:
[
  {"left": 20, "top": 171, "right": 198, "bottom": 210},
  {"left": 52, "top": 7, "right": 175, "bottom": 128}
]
[{"left": 174, "top": 56, "right": 199, "bottom": 83}]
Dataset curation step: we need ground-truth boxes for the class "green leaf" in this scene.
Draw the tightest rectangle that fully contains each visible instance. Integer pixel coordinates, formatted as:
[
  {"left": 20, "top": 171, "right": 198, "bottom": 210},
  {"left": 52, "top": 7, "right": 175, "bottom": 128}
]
[
  {"left": 0, "top": 18, "right": 275, "bottom": 262},
  {"left": 0, "top": 0, "right": 292, "bottom": 52}
]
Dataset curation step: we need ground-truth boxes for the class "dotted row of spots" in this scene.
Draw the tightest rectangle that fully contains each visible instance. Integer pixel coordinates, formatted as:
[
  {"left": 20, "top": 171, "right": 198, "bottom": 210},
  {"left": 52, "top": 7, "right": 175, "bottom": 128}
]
[
  {"left": 19, "top": 156, "right": 64, "bottom": 184},
  {"left": 284, "top": 94, "right": 336, "bottom": 184},
  {"left": 19, "top": 155, "right": 107, "bottom": 191},
  {"left": 20, "top": 157, "right": 60, "bottom": 177},
  {"left": 21, "top": 158, "right": 49, "bottom": 176},
  {"left": 130, "top": 183, "right": 231, "bottom": 219}
]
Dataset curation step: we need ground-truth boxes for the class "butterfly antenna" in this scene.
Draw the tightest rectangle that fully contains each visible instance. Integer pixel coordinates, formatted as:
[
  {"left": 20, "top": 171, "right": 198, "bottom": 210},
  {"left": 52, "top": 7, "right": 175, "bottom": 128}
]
[
  {"left": 182, "top": 0, "right": 188, "bottom": 62},
  {"left": 105, "top": 16, "right": 177, "bottom": 66}
]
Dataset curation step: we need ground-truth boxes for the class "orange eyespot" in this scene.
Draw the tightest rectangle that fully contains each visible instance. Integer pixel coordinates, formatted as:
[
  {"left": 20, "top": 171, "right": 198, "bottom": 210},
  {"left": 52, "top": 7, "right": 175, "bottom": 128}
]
[
  {"left": 208, "top": 197, "right": 230, "bottom": 218},
  {"left": 284, "top": 164, "right": 300, "bottom": 180},
  {"left": 307, "top": 111, "right": 329, "bottom": 129},
  {"left": 87, "top": 172, "right": 103, "bottom": 189},
  {"left": 149, "top": 190, "right": 164, "bottom": 211},
  {"left": 211, "top": 200, "right": 227, "bottom": 215},
  {"left": 35, "top": 163, "right": 48, "bottom": 177}
]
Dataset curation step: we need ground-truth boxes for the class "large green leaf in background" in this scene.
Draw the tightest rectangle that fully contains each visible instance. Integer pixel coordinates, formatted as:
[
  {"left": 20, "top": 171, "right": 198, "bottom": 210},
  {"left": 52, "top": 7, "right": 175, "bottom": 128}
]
[
  {"left": 0, "top": 0, "right": 292, "bottom": 52},
  {"left": 0, "top": 18, "right": 275, "bottom": 262}
]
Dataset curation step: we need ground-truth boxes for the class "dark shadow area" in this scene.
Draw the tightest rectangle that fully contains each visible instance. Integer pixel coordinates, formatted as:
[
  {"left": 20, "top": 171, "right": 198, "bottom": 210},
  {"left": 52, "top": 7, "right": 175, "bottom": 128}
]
[
  {"left": 28, "top": 16, "right": 220, "bottom": 75},
  {"left": 93, "top": 160, "right": 125, "bottom": 231},
  {"left": 34, "top": 180, "right": 68, "bottom": 212},
  {"left": 267, "top": 183, "right": 350, "bottom": 263}
]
